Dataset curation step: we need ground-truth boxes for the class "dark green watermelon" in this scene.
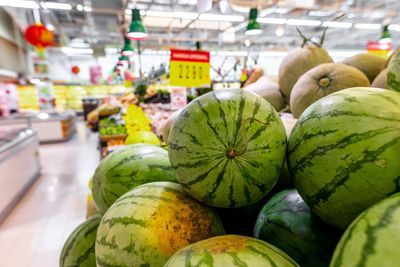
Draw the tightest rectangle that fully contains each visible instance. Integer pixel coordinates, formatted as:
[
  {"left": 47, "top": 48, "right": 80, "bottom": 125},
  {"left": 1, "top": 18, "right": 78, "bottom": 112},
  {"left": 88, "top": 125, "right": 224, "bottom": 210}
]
[
  {"left": 60, "top": 214, "right": 101, "bottom": 267},
  {"left": 254, "top": 189, "right": 341, "bottom": 267},
  {"left": 92, "top": 144, "right": 177, "bottom": 214}
]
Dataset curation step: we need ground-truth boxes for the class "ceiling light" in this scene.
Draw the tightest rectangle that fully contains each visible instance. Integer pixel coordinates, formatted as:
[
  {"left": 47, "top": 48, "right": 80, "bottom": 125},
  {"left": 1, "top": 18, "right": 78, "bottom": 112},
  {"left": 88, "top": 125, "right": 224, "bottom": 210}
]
[
  {"left": 42, "top": 1, "right": 72, "bottom": 10},
  {"left": 244, "top": 39, "right": 251, "bottom": 47},
  {"left": 322, "top": 21, "right": 352, "bottom": 28},
  {"left": 389, "top": 24, "right": 400, "bottom": 32},
  {"left": 199, "top": 13, "right": 244, "bottom": 22},
  {"left": 0, "top": 0, "right": 39, "bottom": 9},
  {"left": 354, "top": 23, "right": 381, "bottom": 30},
  {"left": 61, "top": 47, "right": 94, "bottom": 55},
  {"left": 126, "top": 9, "right": 149, "bottom": 40},
  {"left": 245, "top": 8, "right": 262, "bottom": 36},
  {"left": 76, "top": 4, "right": 83, "bottom": 11},
  {"left": 287, "top": 19, "right": 321, "bottom": 26},
  {"left": 257, "top": 18, "right": 287, "bottom": 25},
  {"left": 308, "top": 10, "right": 336, "bottom": 17},
  {"left": 276, "top": 27, "right": 285, "bottom": 37},
  {"left": 145, "top": 10, "right": 198, "bottom": 20},
  {"left": 125, "top": 9, "right": 132, "bottom": 15},
  {"left": 219, "top": 0, "right": 228, "bottom": 14},
  {"left": 83, "top": 6, "right": 92, "bottom": 12}
]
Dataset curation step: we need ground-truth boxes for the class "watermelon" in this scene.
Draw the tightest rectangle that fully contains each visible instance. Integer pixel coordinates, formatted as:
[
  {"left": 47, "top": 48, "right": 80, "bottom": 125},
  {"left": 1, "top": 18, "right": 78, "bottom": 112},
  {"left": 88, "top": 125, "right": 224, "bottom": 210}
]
[
  {"left": 168, "top": 89, "right": 287, "bottom": 208},
  {"left": 254, "top": 189, "right": 341, "bottom": 267},
  {"left": 288, "top": 87, "right": 400, "bottom": 228},
  {"left": 164, "top": 235, "right": 299, "bottom": 267},
  {"left": 60, "top": 214, "right": 101, "bottom": 267},
  {"left": 330, "top": 193, "right": 400, "bottom": 267},
  {"left": 95, "top": 182, "right": 225, "bottom": 267},
  {"left": 92, "top": 144, "right": 176, "bottom": 214}
]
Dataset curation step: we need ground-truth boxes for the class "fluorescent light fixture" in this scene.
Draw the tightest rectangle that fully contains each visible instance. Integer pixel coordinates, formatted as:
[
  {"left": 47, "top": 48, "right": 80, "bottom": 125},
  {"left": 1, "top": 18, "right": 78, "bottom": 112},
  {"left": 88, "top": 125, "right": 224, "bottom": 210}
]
[
  {"left": 257, "top": 18, "right": 287, "bottom": 24},
  {"left": 42, "top": 1, "right": 72, "bottom": 10},
  {"left": 308, "top": 10, "right": 336, "bottom": 17},
  {"left": 83, "top": 6, "right": 92, "bottom": 12},
  {"left": 61, "top": 47, "right": 94, "bottom": 55},
  {"left": 210, "top": 50, "right": 248, "bottom": 56},
  {"left": 199, "top": 13, "right": 244, "bottom": 22},
  {"left": 76, "top": 4, "right": 83, "bottom": 11},
  {"left": 388, "top": 24, "right": 400, "bottom": 31},
  {"left": 287, "top": 19, "right": 321, "bottom": 26},
  {"left": 145, "top": 10, "right": 198, "bottom": 20},
  {"left": 322, "top": 21, "right": 352, "bottom": 28},
  {"left": 0, "top": 0, "right": 39, "bottom": 9},
  {"left": 354, "top": 23, "right": 381, "bottom": 30},
  {"left": 105, "top": 47, "right": 119, "bottom": 54}
]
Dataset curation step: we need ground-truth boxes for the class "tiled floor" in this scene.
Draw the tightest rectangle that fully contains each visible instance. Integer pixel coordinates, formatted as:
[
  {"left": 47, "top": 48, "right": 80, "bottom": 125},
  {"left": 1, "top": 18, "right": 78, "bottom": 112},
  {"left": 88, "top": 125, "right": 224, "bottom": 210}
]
[{"left": 0, "top": 122, "right": 99, "bottom": 266}]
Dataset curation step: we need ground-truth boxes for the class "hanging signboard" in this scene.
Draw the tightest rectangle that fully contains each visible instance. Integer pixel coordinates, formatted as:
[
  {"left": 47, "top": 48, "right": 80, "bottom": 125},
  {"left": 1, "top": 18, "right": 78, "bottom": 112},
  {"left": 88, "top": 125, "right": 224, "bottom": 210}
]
[{"left": 169, "top": 49, "right": 211, "bottom": 87}]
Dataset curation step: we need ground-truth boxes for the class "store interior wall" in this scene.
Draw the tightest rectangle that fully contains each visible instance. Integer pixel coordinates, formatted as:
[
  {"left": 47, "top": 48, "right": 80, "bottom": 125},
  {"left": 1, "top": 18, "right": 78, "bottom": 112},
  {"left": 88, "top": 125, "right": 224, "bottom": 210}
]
[{"left": 0, "top": 9, "right": 28, "bottom": 75}]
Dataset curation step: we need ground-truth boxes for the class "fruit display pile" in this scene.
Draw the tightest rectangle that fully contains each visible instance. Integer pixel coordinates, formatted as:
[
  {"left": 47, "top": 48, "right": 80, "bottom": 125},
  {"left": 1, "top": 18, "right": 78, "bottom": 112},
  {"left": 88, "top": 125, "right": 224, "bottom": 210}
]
[{"left": 61, "top": 37, "right": 400, "bottom": 267}]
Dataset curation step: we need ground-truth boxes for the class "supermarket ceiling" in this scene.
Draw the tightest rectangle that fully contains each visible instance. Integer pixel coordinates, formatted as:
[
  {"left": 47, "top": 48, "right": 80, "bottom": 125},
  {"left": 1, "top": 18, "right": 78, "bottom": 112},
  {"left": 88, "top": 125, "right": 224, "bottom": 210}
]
[{"left": 3, "top": 0, "right": 400, "bottom": 51}]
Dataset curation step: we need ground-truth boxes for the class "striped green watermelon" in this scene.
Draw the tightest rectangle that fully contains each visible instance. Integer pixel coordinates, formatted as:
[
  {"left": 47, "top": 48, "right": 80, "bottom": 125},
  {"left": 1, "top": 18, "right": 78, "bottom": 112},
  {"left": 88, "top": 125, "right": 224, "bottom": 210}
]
[
  {"left": 60, "top": 214, "right": 101, "bottom": 267},
  {"left": 92, "top": 144, "right": 176, "bottom": 214},
  {"left": 254, "top": 189, "right": 341, "bottom": 267},
  {"left": 288, "top": 87, "right": 400, "bottom": 228},
  {"left": 330, "top": 193, "right": 400, "bottom": 267},
  {"left": 164, "top": 235, "right": 299, "bottom": 267},
  {"left": 95, "top": 182, "right": 225, "bottom": 267},
  {"left": 168, "top": 89, "right": 287, "bottom": 208}
]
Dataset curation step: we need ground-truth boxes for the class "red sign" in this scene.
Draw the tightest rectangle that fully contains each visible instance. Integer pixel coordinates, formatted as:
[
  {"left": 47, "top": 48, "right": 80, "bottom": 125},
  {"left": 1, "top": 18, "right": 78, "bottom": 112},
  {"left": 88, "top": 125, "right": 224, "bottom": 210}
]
[
  {"left": 170, "top": 49, "right": 210, "bottom": 63},
  {"left": 367, "top": 41, "right": 392, "bottom": 51}
]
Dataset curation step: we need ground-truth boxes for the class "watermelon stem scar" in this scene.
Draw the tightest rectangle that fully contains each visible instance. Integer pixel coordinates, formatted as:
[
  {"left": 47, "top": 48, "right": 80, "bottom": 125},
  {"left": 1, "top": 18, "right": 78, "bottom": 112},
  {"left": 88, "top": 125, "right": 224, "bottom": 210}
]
[{"left": 226, "top": 117, "right": 272, "bottom": 159}]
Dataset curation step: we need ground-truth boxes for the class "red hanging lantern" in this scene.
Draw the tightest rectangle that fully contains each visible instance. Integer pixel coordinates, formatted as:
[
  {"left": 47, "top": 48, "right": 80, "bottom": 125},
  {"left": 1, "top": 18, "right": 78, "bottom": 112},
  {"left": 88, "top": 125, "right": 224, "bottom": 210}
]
[
  {"left": 24, "top": 24, "right": 54, "bottom": 48},
  {"left": 71, "top": 65, "right": 80, "bottom": 75}
]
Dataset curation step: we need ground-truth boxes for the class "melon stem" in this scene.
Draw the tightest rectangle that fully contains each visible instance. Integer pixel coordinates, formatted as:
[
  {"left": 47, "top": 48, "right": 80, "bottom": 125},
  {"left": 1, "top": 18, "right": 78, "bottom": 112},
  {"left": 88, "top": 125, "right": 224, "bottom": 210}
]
[{"left": 319, "top": 77, "right": 331, "bottom": 87}]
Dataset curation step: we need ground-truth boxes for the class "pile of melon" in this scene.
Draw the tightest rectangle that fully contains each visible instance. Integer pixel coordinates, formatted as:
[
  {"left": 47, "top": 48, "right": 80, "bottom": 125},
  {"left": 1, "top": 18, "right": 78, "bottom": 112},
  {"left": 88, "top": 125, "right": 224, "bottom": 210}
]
[{"left": 61, "top": 33, "right": 400, "bottom": 267}]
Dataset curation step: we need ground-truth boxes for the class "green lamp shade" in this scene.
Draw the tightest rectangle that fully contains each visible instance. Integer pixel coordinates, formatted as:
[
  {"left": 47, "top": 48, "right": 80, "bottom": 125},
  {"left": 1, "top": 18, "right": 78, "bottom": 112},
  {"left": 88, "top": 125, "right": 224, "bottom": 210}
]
[
  {"left": 245, "top": 8, "right": 262, "bottom": 36},
  {"left": 118, "top": 56, "right": 129, "bottom": 62},
  {"left": 126, "top": 9, "right": 148, "bottom": 40},
  {"left": 121, "top": 37, "right": 134, "bottom": 56}
]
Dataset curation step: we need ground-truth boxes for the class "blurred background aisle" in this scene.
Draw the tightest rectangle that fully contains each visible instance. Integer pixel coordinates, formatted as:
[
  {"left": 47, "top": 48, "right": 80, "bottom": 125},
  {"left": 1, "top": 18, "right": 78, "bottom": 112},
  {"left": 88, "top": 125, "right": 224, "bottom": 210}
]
[{"left": 0, "top": 122, "right": 98, "bottom": 267}]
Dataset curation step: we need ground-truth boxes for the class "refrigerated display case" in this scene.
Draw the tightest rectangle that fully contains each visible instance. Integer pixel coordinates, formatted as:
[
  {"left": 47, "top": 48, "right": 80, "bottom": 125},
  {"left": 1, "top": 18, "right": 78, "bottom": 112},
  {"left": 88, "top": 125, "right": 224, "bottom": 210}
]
[
  {"left": 0, "top": 128, "right": 40, "bottom": 223},
  {"left": 0, "top": 111, "right": 76, "bottom": 143}
]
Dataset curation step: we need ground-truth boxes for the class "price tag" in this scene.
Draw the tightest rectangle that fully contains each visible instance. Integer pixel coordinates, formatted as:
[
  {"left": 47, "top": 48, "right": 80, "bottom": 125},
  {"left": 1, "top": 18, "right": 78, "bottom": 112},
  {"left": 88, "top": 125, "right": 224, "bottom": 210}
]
[{"left": 169, "top": 49, "right": 211, "bottom": 87}]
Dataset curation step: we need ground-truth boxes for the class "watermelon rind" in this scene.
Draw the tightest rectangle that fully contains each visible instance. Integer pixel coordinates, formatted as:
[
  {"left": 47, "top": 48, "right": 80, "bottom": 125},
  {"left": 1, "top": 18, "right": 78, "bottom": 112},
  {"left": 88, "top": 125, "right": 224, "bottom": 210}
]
[
  {"left": 164, "top": 234, "right": 300, "bottom": 267},
  {"left": 95, "top": 182, "right": 225, "bottom": 267},
  {"left": 60, "top": 214, "right": 101, "bottom": 267},
  {"left": 92, "top": 143, "right": 177, "bottom": 214},
  {"left": 288, "top": 87, "right": 400, "bottom": 228},
  {"left": 254, "top": 189, "right": 340, "bottom": 267},
  {"left": 330, "top": 193, "right": 400, "bottom": 267},
  {"left": 168, "top": 89, "right": 287, "bottom": 208}
]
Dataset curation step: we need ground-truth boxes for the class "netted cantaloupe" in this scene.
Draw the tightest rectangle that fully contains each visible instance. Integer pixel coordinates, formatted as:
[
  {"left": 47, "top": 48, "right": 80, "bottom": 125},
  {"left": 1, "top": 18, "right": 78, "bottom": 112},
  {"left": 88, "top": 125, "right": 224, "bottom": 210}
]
[
  {"left": 372, "top": 68, "right": 388, "bottom": 89},
  {"left": 342, "top": 53, "right": 386, "bottom": 83},
  {"left": 290, "top": 63, "right": 370, "bottom": 118},
  {"left": 244, "top": 77, "right": 286, "bottom": 111}
]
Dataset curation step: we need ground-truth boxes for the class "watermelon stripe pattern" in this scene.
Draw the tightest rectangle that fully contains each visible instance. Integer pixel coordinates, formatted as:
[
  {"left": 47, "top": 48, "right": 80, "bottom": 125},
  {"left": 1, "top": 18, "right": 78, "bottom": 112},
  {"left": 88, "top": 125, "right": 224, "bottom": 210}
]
[
  {"left": 95, "top": 182, "right": 225, "bottom": 267},
  {"left": 330, "top": 193, "right": 400, "bottom": 267},
  {"left": 254, "top": 189, "right": 340, "bottom": 267},
  {"left": 164, "top": 235, "right": 299, "bottom": 267},
  {"left": 168, "top": 90, "right": 287, "bottom": 208},
  {"left": 60, "top": 214, "right": 102, "bottom": 267},
  {"left": 288, "top": 88, "right": 400, "bottom": 228},
  {"left": 92, "top": 144, "right": 177, "bottom": 214}
]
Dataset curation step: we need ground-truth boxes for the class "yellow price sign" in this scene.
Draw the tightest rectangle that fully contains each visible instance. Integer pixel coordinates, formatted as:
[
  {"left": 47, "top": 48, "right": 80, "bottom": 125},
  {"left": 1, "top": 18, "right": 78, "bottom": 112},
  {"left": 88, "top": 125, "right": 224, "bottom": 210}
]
[{"left": 169, "top": 49, "right": 211, "bottom": 87}]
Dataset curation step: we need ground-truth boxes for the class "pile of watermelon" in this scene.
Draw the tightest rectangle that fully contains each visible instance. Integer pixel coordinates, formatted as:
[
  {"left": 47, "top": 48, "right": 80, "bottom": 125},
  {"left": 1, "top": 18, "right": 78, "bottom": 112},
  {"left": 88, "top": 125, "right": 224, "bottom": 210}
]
[{"left": 61, "top": 50, "right": 400, "bottom": 266}]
